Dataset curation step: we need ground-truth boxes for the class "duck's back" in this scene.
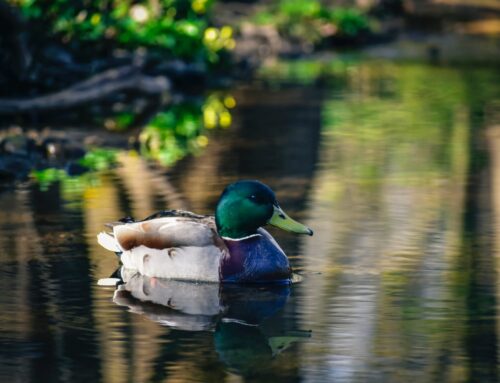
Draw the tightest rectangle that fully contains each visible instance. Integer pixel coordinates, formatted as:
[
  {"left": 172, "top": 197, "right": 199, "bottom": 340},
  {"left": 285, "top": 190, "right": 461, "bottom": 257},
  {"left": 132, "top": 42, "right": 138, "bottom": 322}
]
[{"left": 102, "top": 212, "right": 227, "bottom": 282}]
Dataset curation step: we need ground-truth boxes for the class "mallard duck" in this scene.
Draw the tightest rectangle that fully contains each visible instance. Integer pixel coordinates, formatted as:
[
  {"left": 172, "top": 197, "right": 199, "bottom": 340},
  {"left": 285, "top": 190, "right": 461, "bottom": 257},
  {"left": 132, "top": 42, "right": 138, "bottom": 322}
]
[{"left": 97, "top": 180, "right": 313, "bottom": 284}]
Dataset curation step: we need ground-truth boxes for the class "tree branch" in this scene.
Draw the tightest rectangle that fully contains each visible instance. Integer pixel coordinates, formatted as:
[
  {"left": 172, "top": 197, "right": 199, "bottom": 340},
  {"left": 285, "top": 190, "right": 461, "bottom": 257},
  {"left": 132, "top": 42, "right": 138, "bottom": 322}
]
[{"left": 0, "top": 67, "right": 170, "bottom": 114}]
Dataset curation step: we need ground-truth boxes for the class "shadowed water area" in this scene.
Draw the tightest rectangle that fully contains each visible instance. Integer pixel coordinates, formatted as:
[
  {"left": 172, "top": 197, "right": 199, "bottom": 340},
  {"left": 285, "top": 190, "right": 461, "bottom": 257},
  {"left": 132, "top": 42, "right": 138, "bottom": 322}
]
[{"left": 1, "top": 58, "right": 499, "bottom": 382}]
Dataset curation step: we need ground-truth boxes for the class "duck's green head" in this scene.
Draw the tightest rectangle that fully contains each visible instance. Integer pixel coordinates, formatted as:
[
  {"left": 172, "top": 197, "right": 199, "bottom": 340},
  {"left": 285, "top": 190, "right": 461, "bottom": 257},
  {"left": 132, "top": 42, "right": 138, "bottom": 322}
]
[{"left": 215, "top": 180, "right": 313, "bottom": 239}]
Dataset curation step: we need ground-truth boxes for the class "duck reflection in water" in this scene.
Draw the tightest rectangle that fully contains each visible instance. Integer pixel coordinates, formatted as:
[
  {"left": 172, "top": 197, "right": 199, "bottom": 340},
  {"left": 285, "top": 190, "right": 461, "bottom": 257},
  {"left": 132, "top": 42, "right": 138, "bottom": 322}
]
[{"left": 108, "top": 268, "right": 310, "bottom": 373}]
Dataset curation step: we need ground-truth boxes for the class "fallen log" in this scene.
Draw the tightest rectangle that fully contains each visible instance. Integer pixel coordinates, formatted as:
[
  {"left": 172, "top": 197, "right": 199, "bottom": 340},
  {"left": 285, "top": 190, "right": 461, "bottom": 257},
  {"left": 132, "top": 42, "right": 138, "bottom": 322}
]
[{"left": 0, "top": 66, "right": 170, "bottom": 114}]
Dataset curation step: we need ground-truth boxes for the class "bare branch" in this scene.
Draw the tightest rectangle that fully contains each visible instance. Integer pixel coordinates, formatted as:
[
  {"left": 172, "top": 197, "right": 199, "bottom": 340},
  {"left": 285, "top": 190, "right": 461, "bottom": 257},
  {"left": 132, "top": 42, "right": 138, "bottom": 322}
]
[{"left": 0, "top": 67, "right": 170, "bottom": 114}]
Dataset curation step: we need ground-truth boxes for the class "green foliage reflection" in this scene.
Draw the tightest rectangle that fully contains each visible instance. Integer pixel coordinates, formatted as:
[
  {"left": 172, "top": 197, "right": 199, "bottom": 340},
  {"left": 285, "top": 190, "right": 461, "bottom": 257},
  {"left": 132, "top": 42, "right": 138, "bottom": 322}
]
[{"left": 260, "top": 58, "right": 498, "bottom": 185}]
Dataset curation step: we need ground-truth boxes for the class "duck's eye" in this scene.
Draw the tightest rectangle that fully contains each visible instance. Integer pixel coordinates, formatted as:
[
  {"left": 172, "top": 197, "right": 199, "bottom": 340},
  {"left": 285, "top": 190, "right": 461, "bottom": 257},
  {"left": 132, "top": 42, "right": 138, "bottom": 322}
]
[{"left": 249, "top": 194, "right": 264, "bottom": 204}]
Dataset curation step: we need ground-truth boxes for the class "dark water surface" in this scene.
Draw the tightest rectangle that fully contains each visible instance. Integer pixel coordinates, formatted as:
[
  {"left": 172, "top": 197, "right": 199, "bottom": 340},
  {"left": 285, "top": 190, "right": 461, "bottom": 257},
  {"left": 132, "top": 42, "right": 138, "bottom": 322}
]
[{"left": 1, "top": 59, "right": 500, "bottom": 382}]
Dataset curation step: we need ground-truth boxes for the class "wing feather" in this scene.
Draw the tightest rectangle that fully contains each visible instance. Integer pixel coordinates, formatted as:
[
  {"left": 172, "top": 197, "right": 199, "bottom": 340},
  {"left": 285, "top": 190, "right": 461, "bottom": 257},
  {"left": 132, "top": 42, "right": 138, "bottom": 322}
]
[
  {"left": 98, "top": 212, "right": 227, "bottom": 281},
  {"left": 113, "top": 217, "right": 218, "bottom": 251}
]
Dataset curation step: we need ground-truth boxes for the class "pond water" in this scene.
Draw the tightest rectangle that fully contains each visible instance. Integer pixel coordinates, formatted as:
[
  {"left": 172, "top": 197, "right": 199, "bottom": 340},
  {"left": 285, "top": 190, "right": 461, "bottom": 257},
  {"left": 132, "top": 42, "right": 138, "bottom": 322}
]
[{"left": 1, "top": 58, "right": 500, "bottom": 383}]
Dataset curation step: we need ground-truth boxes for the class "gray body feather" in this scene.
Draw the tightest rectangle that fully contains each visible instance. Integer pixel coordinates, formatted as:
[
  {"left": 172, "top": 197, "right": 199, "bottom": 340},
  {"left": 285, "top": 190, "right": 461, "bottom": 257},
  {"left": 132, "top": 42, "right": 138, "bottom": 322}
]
[{"left": 97, "top": 213, "right": 227, "bottom": 282}]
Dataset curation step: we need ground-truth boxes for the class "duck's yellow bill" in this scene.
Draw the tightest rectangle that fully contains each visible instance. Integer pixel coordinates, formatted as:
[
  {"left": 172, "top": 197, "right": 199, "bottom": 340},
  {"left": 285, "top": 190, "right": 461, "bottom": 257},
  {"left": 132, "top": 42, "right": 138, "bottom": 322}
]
[{"left": 268, "top": 205, "right": 313, "bottom": 236}]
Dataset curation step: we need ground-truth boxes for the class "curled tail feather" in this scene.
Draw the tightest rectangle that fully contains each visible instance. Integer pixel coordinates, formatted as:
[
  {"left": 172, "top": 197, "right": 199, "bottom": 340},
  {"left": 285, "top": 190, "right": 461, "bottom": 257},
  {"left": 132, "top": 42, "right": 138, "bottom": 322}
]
[{"left": 97, "top": 232, "right": 121, "bottom": 252}]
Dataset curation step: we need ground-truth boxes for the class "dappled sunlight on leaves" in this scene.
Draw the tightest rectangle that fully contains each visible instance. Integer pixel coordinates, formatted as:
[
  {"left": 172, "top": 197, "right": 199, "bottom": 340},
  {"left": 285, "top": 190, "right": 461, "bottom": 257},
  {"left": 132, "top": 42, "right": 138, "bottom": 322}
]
[
  {"left": 11, "top": 0, "right": 234, "bottom": 62},
  {"left": 140, "top": 93, "right": 235, "bottom": 165}
]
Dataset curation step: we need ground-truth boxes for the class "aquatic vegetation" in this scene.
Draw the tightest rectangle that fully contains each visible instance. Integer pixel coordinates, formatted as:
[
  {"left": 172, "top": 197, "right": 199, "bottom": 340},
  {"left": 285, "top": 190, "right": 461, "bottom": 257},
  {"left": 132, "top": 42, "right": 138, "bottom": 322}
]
[
  {"left": 78, "top": 148, "right": 119, "bottom": 171},
  {"left": 31, "top": 148, "right": 118, "bottom": 191}
]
